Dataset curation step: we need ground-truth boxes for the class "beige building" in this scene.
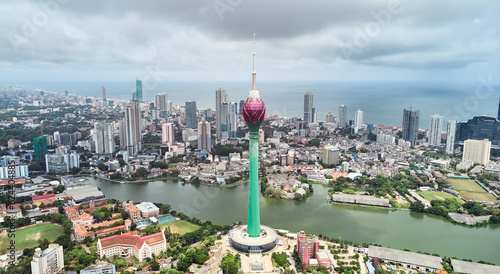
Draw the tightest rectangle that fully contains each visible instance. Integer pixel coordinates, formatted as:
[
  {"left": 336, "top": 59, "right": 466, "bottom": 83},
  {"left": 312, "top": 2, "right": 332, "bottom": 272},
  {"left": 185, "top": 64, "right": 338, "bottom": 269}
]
[
  {"left": 97, "top": 232, "right": 166, "bottom": 262},
  {"left": 462, "top": 139, "right": 491, "bottom": 165}
]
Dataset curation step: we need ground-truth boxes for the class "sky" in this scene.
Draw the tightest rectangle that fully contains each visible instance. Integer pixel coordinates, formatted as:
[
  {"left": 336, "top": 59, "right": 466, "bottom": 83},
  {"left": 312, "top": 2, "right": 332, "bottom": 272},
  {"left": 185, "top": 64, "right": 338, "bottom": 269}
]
[{"left": 1, "top": 0, "right": 499, "bottom": 83}]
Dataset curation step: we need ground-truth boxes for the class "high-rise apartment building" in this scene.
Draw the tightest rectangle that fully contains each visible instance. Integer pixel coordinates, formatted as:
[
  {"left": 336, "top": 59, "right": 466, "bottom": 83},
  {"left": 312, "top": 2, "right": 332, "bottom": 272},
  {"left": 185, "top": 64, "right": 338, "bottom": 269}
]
[
  {"left": 34, "top": 136, "right": 48, "bottom": 160},
  {"left": 93, "top": 122, "right": 115, "bottom": 154},
  {"left": 122, "top": 101, "right": 142, "bottom": 156},
  {"left": 154, "top": 93, "right": 168, "bottom": 111},
  {"left": 339, "top": 105, "right": 347, "bottom": 128},
  {"left": 446, "top": 120, "right": 457, "bottom": 154},
  {"left": 354, "top": 109, "right": 363, "bottom": 134},
  {"left": 31, "top": 244, "right": 64, "bottom": 274},
  {"left": 101, "top": 86, "right": 106, "bottom": 101},
  {"left": 303, "top": 91, "right": 313, "bottom": 123},
  {"left": 161, "top": 123, "right": 174, "bottom": 145},
  {"left": 326, "top": 112, "right": 334, "bottom": 123},
  {"left": 220, "top": 102, "right": 238, "bottom": 139},
  {"left": 215, "top": 88, "right": 230, "bottom": 141},
  {"left": 185, "top": 100, "right": 197, "bottom": 129},
  {"left": 429, "top": 114, "right": 443, "bottom": 147},
  {"left": 402, "top": 108, "right": 420, "bottom": 145},
  {"left": 198, "top": 121, "right": 211, "bottom": 152},
  {"left": 462, "top": 139, "right": 491, "bottom": 165}
]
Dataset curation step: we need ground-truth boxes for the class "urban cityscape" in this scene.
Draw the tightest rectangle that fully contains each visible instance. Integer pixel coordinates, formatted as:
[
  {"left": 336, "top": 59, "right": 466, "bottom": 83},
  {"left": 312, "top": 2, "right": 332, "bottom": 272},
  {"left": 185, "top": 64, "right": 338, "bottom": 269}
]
[{"left": 1, "top": 1, "right": 500, "bottom": 274}]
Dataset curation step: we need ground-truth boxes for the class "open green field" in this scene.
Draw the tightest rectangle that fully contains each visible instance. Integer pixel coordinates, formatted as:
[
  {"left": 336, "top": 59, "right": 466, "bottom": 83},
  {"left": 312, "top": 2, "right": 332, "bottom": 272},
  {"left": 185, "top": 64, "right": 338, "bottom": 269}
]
[
  {"left": 161, "top": 220, "right": 200, "bottom": 235},
  {"left": 448, "top": 179, "right": 497, "bottom": 202},
  {"left": 0, "top": 223, "right": 64, "bottom": 252},
  {"left": 416, "top": 191, "right": 464, "bottom": 204}
]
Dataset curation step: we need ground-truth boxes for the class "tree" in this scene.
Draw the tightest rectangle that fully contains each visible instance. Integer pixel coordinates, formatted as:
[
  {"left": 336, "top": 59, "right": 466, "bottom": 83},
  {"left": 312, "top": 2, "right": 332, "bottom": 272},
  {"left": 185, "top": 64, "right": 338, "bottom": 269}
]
[
  {"left": 410, "top": 201, "right": 425, "bottom": 213},
  {"left": 160, "top": 204, "right": 171, "bottom": 214},
  {"left": 134, "top": 167, "right": 149, "bottom": 178},
  {"left": 150, "top": 260, "right": 160, "bottom": 271}
]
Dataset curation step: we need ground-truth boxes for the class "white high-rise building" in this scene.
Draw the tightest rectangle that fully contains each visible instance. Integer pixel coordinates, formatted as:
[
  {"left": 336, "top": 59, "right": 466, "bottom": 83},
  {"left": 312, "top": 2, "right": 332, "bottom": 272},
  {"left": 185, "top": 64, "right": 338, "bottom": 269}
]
[
  {"left": 326, "top": 113, "right": 334, "bottom": 123},
  {"left": 445, "top": 120, "right": 457, "bottom": 154},
  {"left": 429, "top": 114, "right": 443, "bottom": 147},
  {"left": 216, "top": 88, "right": 230, "bottom": 141},
  {"left": 462, "top": 139, "right": 491, "bottom": 165},
  {"left": 162, "top": 123, "right": 174, "bottom": 145},
  {"left": 121, "top": 101, "right": 142, "bottom": 156},
  {"left": 154, "top": 93, "right": 168, "bottom": 111},
  {"left": 53, "top": 131, "right": 60, "bottom": 144},
  {"left": 93, "top": 122, "right": 115, "bottom": 154},
  {"left": 339, "top": 105, "right": 347, "bottom": 128},
  {"left": 354, "top": 109, "right": 363, "bottom": 134},
  {"left": 303, "top": 91, "right": 313, "bottom": 123},
  {"left": 101, "top": 86, "right": 106, "bottom": 101},
  {"left": 31, "top": 244, "right": 64, "bottom": 274}
]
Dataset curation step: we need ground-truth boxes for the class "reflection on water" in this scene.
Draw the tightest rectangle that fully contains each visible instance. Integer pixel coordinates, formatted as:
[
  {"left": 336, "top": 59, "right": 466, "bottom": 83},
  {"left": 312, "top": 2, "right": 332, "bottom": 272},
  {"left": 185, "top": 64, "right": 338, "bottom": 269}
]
[{"left": 89, "top": 177, "right": 500, "bottom": 265}]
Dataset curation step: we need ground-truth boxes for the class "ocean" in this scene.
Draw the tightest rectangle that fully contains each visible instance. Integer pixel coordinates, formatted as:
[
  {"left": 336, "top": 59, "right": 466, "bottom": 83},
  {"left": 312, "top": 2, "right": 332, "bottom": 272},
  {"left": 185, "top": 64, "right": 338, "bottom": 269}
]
[{"left": 2, "top": 80, "right": 498, "bottom": 129}]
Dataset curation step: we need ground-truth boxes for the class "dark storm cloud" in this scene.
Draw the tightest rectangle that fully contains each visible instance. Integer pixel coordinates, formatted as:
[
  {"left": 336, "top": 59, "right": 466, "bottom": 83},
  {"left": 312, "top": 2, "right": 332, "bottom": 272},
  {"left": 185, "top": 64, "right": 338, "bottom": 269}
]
[{"left": 1, "top": 0, "right": 499, "bottom": 81}]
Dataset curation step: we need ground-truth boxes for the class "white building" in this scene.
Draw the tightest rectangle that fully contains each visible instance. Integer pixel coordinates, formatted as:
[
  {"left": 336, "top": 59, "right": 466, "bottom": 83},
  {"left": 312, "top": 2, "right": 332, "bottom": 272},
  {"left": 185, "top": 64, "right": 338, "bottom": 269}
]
[
  {"left": 445, "top": 120, "right": 457, "bottom": 154},
  {"left": 162, "top": 123, "right": 174, "bottom": 145},
  {"left": 93, "top": 122, "right": 115, "bottom": 154},
  {"left": 429, "top": 114, "right": 443, "bottom": 147},
  {"left": 45, "top": 153, "right": 80, "bottom": 173},
  {"left": 462, "top": 139, "right": 491, "bottom": 165},
  {"left": 31, "top": 244, "right": 64, "bottom": 274},
  {"left": 376, "top": 133, "right": 395, "bottom": 145},
  {"left": 354, "top": 109, "right": 363, "bottom": 134},
  {"left": 0, "top": 165, "right": 29, "bottom": 179}
]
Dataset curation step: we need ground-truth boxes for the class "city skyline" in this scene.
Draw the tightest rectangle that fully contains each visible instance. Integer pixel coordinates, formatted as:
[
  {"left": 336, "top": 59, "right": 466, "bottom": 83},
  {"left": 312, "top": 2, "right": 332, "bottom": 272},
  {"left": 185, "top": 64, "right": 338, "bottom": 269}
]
[{"left": 1, "top": 1, "right": 499, "bottom": 83}]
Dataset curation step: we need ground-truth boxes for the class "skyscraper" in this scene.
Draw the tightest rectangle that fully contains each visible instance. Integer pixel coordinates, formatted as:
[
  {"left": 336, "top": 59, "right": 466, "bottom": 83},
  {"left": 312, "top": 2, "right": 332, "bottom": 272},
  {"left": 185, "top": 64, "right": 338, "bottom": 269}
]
[
  {"left": 354, "top": 109, "right": 363, "bottom": 134},
  {"left": 446, "top": 120, "right": 457, "bottom": 154},
  {"left": 122, "top": 101, "right": 142, "bottom": 156},
  {"left": 101, "top": 86, "right": 106, "bottom": 101},
  {"left": 402, "top": 108, "right": 420, "bottom": 145},
  {"left": 93, "top": 122, "right": 115, "bottom": 154},
  {"left": 455, "top": 116, "right": 500, "bottom": 156},
  {"left": 198, "top": 121, "right": 211, "bottom": 152},
  {"left": 133, "top": 79, "right": 143, "bottom": 103},
  {"left": 215, "top": 88, "right": 230, "bottom": 141},
  {"left": 161, "top": 123, "right": 174, "bottom": 145},
  {"left": 498, "top": 96, "right": 500, "bottom": 121},
  {"left": 31, "top": 244, "right": 64, "bottom": 274},
  {"left": 339, "top": 105, "right": 347, "bottom": 128},
  {"left": 429, "top": 114, "right": 443, "bottom": 147},
  {"left": 326, "top": 112, "right": 334, "bottom": 123},
  {"left": 33, "top": 136, "right": 48, "bottom": 160},
  {"left": 154, "top": 93, "right": 168, "bottom": 111},
  {"left": 303, "top": 91, "right": 313, "bottom": 123},
  {"left": 185, "top": 100, "right": 197, "bottom": 129}
]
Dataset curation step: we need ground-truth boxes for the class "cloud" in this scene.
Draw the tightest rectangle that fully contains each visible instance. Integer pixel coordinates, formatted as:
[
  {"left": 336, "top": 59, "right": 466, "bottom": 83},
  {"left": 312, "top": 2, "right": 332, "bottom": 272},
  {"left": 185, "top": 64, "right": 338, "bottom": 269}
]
[{"left": 0, "top": 0, "right": 499, "bottom": 81}]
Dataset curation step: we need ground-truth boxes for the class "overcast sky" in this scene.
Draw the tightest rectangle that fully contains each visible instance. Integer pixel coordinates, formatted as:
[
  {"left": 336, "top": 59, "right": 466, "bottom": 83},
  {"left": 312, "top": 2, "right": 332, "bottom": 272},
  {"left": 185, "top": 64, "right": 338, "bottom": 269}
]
[{"left": 1, "top": 0, "right": 499, "bottom": 82}]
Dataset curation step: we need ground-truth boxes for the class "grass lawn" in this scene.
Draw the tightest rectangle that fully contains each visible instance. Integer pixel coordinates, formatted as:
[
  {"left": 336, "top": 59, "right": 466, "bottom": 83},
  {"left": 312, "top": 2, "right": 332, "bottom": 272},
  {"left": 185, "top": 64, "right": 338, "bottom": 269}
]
[
  {"left": 448, "top": 179, "right": 484, "bottom": 192},
  {"left": 448, "top": 179, "right": 497, "bottom": 202},
  {"left": 416, "top": 191, "right": 464, "bottom": 204},
  {"left": 161, "top": 220, "right": 200, "bottom": 235},
  {"left": 0, "top": 223, "right": 64, "bottom": 252}
]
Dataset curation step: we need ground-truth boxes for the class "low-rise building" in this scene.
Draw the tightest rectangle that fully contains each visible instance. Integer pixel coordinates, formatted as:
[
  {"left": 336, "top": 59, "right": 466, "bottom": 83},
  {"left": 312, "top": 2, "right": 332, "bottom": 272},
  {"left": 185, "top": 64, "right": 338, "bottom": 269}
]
[
  {"left": 80, "top": 260, "right": 116, "bottom": 274},
  {"left": 136, "top": 202, "right": 159, "bottom": 219},
  {"left": 97, "top": 232, "right": 167, "bottom": 262},
  {"left": 368, "top": 245, "right": 442, "bottom": 272}
]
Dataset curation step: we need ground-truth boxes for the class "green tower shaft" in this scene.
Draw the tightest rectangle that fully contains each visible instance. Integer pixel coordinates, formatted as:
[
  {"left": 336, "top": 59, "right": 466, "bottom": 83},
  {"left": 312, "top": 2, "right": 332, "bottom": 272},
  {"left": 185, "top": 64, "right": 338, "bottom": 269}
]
[{"left": 247, "top": 127, "right": 261, "bottom": 237}]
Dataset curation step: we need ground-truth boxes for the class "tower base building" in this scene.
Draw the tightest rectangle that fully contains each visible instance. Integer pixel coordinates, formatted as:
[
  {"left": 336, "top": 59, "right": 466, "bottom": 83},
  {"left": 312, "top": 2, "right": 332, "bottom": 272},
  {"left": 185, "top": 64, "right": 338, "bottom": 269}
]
[{"left": 229, "top": 225, "right": 278, "bottom": 253}]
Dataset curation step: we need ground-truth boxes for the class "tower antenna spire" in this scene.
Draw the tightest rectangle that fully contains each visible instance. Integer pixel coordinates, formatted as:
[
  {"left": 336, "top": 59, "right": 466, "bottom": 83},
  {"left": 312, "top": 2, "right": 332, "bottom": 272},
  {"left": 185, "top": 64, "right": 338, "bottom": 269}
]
[{"left": 252, "top": 33, "right": 256, "bottom": 90}]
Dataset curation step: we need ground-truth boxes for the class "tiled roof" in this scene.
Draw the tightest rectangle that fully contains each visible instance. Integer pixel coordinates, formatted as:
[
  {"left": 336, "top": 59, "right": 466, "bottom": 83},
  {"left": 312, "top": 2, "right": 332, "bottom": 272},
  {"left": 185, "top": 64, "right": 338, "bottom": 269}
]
[
  {"left": 99, "top": 232, "right": 165, "bottom": 251},
  {"left": 32, "top": 193, "right": 56, "bottom": 201}
]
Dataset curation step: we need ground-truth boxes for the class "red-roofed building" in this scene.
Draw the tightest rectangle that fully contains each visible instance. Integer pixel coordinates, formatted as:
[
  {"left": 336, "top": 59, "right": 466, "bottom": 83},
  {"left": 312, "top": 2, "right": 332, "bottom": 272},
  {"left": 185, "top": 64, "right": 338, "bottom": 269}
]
[
  {"left": 32, "top": 193, "right": 57, "bottom": 206},
  {"left": 65, "top": 206, "right": 79, "bottom": 220},
  {"left": 0, "top": 179, "right": 25, "bottom": 186},
  {"left": 71, "top": 213, "right": 93, "bottom": 227},
  {"left": 97, "top": 232, "right": 166, "bottom": 261}
]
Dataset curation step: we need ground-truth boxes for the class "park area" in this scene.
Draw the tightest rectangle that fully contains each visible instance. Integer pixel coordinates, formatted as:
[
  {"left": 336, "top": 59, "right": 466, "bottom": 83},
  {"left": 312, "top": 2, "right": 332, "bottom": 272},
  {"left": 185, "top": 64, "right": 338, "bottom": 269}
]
[
  {"left": 161, "top": 220, "right": 200, "bottom": 235},
  {"left": 0, "top": 223, "right": 64, "bottom": 252},
  {"left": 416, "top": 191, "right": 464, "bottom": 204},
  {"left": 448, "top": 179, "right": 497, "bottom": 202}
]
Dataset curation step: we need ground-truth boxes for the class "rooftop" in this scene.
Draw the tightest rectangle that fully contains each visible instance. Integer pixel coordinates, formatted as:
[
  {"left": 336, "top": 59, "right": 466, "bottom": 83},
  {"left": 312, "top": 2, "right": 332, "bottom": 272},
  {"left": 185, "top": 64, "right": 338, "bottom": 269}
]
[
  {"left": 65, "top": 185, "right": 104, "bottom": 202},
  {"left": 136, "top": 202, "right": 159, "bottom": 213},
  {"left": 451, "top": 259, "right": 500, "bottom": 274},
  {"left": 368, "top": 246, "right": 442, "bottom": 270}
]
